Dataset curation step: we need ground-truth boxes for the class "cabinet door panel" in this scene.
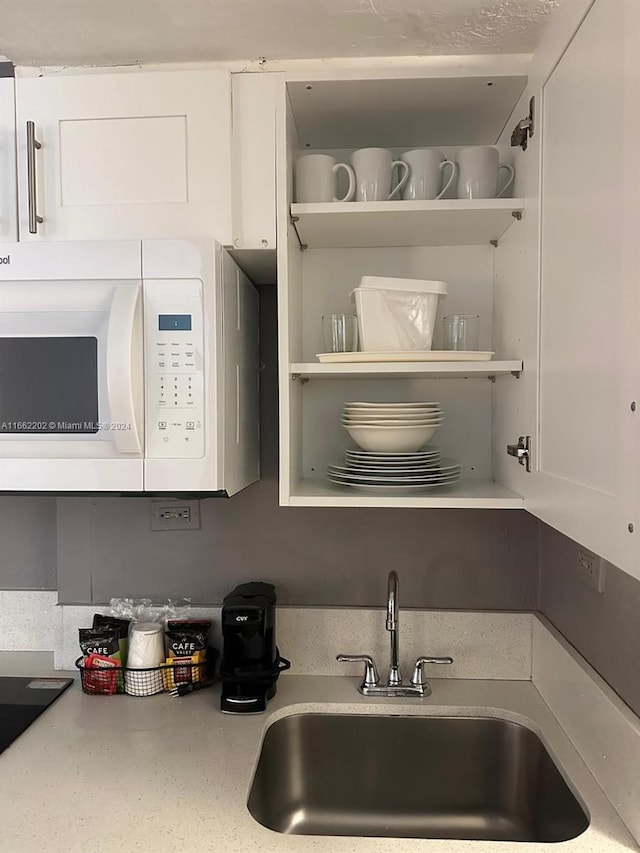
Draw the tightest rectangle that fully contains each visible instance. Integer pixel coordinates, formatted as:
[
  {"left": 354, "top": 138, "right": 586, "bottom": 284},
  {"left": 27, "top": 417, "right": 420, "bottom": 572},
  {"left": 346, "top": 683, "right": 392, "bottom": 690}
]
[
  {"left": 0, "top": 76, "right": 18, "bottom": 242},
  {"left": 528, "top": 0, "right": 640, "bottom": 578},
  {"left": 16, "top": 70, "right": 232, "bottom": 243}
]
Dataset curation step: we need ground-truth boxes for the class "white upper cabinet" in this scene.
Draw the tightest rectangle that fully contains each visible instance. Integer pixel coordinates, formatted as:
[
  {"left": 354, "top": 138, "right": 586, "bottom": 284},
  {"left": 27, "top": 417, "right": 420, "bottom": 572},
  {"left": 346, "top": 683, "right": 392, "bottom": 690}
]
[
  {"left": 0, "top": 74, "right": 18, "bottom": 242},
  {"left": 15, "top": 70, "right": 233, "bottom": 243},
  {"left": 231, "top": 71, "right": 281, "bottom": 251},
  {"left": 525, "top": 0, "right": 640, "bottom": 578}
]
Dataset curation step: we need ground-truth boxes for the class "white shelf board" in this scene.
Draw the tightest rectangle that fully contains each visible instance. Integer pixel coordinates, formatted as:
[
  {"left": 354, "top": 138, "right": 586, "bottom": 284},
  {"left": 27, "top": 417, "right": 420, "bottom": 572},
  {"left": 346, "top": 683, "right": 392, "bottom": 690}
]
[
  {"left": 290, "top": 360, "right": 523, "bottom": 380},
  {"left": 287, "top": 75, "right": 528, "bottom": 149},
  {"left": 288, "top": 478, "right": 524, "bottom": 509},
  {"left": 290, "top": 199, "right": 524, "bottom": 249}
]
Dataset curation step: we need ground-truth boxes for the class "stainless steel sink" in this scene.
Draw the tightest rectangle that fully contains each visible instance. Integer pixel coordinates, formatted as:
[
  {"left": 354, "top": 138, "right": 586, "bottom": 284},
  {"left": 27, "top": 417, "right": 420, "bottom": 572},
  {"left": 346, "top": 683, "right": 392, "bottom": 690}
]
[{"left": 248, "top": 713, "right": 589, "bottom": 842}]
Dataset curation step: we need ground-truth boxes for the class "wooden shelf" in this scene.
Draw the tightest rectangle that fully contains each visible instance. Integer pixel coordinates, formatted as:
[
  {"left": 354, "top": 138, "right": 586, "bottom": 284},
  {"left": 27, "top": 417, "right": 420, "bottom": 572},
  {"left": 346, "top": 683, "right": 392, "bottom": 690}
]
[
  {"left": 290, "top": 360, "right": 523, "bottom": 380},
  {"left": 288, "top": 478, "right": 524, "bottom": 509},
  {"left": 290, "top": 199, "right": 524, "bottom": 249}
]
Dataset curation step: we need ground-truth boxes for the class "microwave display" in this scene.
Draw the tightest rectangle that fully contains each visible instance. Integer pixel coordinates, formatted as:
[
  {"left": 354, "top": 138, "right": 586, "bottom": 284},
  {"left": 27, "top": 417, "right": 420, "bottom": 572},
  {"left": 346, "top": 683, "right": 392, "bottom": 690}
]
[
  {"left": 158, "top": 314, "right": 192, "bottom": 331},
  {"left": 0, "top": 337, "right": 99, "bottom": 434}
]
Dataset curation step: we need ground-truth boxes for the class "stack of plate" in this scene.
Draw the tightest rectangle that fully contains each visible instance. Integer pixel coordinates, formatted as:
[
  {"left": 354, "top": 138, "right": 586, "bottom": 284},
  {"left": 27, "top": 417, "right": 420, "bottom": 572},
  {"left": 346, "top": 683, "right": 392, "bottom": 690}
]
[
  {"left": 341, "top": 401, "right": 444, "bottom": 453},
  {"left": 327, "top": 449, "right": 462, "bottom": 493}
]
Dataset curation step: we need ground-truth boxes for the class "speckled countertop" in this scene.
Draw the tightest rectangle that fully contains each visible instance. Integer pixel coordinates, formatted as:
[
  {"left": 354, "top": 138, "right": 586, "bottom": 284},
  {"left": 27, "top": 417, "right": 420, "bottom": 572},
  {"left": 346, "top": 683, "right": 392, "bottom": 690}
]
[{"left": 0, "top": 667, "right": 637, "bottom": 853}]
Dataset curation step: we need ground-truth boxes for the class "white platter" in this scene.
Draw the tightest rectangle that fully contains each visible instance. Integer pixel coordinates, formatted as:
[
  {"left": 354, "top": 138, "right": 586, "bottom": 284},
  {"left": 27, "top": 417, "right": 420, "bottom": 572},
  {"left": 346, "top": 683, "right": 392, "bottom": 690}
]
[{"left": 317, "top": 351, "right": 494, "bottom": 363}]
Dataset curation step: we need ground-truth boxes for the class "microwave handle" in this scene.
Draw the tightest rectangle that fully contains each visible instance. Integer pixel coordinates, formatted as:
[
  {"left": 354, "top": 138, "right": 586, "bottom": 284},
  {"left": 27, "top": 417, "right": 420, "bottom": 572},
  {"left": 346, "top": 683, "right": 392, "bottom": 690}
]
[{"left": 106, "top": 284, "right": 143, "bottom": 454}]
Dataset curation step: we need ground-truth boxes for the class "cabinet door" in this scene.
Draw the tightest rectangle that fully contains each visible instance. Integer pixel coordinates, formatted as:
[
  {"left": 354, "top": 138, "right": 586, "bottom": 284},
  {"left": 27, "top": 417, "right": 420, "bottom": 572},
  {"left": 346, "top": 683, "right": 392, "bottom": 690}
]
[
  {"left": 15, "top": 70, "right": 232, "bottom": 243},
  {"left": 230, "top": 72, "right": 280, "bottom": 250},
  {"left": 0, "top": 75, "right": 18, "bottom": 242},
  {"left": 527, "top": 0, "right": 640, "bottom": 578}
]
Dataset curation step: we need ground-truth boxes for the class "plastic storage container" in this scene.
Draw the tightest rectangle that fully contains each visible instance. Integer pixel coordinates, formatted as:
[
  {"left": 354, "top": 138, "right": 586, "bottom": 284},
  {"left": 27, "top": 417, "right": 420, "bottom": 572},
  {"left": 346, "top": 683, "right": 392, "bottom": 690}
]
[{"left": 352, "top": 276, "right": 447, "bottom": 352}]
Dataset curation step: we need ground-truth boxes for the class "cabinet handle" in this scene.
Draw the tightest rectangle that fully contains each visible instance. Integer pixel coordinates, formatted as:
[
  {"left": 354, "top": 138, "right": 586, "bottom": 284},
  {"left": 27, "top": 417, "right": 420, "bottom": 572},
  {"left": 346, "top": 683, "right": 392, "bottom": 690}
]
[{"left": 26, "top": 121, "right": 43, "bottom": 234}]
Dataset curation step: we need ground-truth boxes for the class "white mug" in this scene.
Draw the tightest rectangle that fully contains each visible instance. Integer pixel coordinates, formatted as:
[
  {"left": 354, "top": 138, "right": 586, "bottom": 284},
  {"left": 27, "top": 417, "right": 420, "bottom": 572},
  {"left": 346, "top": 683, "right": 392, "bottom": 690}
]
[
  {"left": 400, "top": 149, "right": 457, "bottom": 200},
  {"left": 351, "top": 148, "right": 409, "bottom": 202},
  {"left": 295, "top": 154, "right": 355, "bottom": 203},
  {"left": 456, "top": 146, "right": 515, "bottom": 199}
]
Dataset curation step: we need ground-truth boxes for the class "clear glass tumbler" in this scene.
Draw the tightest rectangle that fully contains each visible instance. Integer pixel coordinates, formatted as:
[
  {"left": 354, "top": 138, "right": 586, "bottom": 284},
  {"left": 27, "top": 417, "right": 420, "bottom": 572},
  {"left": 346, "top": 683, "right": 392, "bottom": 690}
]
[
  {"left": 322, "top": 314, "right": 359, "bottom": 353},
  {"left": 442, "top": 314, "right": 480, "bottom": 351}
]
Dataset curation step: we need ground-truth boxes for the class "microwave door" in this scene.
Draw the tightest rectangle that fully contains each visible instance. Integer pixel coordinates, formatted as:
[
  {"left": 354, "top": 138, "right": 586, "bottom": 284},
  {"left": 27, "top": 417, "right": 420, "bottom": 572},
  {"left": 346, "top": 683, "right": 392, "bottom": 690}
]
[{"left": 0, "top": 279, "right": 144, "bottom": 492}]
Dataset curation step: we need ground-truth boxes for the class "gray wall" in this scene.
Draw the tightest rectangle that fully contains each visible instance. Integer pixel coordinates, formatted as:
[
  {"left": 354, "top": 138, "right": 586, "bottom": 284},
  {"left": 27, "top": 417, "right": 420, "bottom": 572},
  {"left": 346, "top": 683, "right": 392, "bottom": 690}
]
[
  {"left": 0, "top": 497, "right": 57, "bottom": 589},
  {"left": 55, "top": 287, "right": 539, "bottom": 609},
  {"left": 539, "top": 524, "right": 640, "bottom": 717}
]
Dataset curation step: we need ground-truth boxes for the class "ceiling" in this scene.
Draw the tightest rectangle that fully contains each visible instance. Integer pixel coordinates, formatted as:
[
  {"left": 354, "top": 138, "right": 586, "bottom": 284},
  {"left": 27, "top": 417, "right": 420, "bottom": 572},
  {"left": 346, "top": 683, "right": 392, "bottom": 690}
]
[{"left": 0, "top": 0, "right": 560, "bottom": 68}]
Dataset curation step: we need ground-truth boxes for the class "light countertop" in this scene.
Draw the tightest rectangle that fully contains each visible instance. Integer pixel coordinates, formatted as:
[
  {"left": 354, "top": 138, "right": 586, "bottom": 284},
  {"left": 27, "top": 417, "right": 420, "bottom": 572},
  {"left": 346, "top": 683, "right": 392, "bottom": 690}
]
[{"left": 0, "top": 667, "right": 637, "bottom": 853}]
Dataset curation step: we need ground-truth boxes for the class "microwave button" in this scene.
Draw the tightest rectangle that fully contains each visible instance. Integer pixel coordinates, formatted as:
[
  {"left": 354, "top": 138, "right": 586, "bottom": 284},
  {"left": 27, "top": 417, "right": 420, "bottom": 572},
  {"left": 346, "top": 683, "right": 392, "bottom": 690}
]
[
  {"left": 186, "top": 421, "right": 194, "bottom": 430},
  {"left": 158, "top": 421, "right": 167, "bottom": 430}
]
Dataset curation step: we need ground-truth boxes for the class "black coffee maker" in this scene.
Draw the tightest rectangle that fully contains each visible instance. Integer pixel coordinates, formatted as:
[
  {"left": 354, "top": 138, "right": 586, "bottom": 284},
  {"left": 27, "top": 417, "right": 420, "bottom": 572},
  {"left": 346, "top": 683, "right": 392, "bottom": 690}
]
[{"left": 220, "top": 581, "right": 290, "bottom": 714}]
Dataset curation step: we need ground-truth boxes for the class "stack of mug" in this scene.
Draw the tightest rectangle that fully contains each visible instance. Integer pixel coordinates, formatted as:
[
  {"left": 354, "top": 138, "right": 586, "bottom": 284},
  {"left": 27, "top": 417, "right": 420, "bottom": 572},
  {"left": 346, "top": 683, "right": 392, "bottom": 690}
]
[{"left": 295, "top": 146, "right": 514, "bottom": 203}]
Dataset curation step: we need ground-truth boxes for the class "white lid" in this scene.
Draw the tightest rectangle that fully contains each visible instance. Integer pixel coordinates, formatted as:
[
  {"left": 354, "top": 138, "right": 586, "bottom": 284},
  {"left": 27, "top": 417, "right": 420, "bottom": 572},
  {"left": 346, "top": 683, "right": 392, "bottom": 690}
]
[{"left": 359, "top": 275, "right": 447, "bottom": 296}]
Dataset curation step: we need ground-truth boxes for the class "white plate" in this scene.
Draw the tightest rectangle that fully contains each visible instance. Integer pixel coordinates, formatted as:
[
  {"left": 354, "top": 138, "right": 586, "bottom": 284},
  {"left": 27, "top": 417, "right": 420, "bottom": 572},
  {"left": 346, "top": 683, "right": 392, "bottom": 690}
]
[
  {"left": 327, "top": 476, "right": 461, "bottom": 493},
  {"left": 327, "top": 470, "right": 461, "bottom": 484},
  {"left": 333, "top": 462, "right": 462, "bottom": 475},
  {"left": 342, "top": 463, "right": 443, "bottom": 473},
  {"left": 317, "top": 352, "right": 494, "bottom": 363},
  {"left": 345, "top": 401, "right": 440, "bottom": 408}
]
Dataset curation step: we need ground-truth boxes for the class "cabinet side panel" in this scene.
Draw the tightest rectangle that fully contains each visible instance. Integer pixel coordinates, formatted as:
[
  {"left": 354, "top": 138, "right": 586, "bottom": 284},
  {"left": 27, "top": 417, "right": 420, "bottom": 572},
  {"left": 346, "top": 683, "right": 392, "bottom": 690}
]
[
  {"left": 231, "top": 72, "right": 280, "bottom": 250},
  {"left": 493, "top": 86, "right": 540, "bottom": 496}
]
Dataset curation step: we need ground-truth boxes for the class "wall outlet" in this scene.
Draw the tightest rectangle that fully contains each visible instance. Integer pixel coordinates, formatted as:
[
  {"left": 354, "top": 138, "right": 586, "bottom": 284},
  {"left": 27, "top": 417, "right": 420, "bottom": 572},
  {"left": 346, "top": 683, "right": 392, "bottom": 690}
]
[
  {"left": 576, "top": 547, "right": 606, "bottom": 593},
  {"left": 150, "top": 500, "right": 201, "bottom": 531}
]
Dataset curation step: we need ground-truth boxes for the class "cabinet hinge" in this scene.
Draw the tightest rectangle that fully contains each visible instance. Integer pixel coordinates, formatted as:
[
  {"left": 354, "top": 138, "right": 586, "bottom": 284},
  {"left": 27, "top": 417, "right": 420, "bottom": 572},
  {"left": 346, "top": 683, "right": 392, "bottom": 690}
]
[
  {"left": 506, "top": 435, "right": 531, "bottom": 473},
  {"left": 510, "top": 96, "right": 535, "bottom": 151}
]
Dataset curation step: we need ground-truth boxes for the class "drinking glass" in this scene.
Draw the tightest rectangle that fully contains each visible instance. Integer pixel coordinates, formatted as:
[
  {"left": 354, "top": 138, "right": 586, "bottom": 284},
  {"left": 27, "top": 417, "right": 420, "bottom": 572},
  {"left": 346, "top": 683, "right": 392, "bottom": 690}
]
[
  {"left": 442, "top": 314, "right": 480, "bottom": 351},
  {"left": 322, "top": 314, "right": 358, "bottom": 353}
]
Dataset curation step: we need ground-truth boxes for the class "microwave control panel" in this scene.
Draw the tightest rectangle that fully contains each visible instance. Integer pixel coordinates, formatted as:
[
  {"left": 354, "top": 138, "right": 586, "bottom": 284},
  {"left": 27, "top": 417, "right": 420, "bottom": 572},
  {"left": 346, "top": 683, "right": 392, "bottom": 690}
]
[{"left": 144, "top": 279, "right": 205, "bottom": 458}]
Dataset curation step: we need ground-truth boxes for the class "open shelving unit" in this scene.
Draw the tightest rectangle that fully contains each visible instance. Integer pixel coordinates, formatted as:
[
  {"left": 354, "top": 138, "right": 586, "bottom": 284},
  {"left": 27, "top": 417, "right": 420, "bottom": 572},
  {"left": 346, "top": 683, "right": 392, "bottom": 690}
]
[
  {"left": 278, "top": 66, "right": 531, "bottom": 510},
  {"left": 290, "top": 199, "right": 525, "bottom": 249}
]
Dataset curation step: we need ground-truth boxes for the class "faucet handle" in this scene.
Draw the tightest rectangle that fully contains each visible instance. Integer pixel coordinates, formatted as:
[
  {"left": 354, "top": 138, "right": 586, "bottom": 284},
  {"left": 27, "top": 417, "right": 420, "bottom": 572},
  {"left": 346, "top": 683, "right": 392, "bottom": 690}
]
[
  {"left": 411, "top": 656, "right": 454, "bottom": 687},
  {"left": 336, "top": 654, "right": 380, "bottom": 688}
]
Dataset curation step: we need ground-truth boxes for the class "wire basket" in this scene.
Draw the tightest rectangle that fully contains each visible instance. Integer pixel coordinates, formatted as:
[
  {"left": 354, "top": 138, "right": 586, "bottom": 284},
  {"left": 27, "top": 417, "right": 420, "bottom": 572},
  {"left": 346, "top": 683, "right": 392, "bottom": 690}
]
[{"left": 76, "top": 648, "right": 218, "bottom": 696}]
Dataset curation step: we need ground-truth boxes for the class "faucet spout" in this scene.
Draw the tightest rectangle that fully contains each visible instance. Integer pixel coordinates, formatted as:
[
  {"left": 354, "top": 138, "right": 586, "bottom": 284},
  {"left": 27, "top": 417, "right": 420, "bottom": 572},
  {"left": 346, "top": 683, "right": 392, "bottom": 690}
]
[
  {"left": 386, "top": 571, "right": 401, "bottom": 686},
  {"left": 386, "top": 570, "right": 398, "bottom": 630}
]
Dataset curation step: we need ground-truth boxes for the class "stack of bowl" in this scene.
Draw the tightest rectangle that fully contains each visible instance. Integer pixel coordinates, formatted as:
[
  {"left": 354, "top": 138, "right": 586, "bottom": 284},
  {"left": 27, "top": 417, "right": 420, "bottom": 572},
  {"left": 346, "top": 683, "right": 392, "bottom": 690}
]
[{"left": 341, "top": 401, "right": 444, "bottom": 453}]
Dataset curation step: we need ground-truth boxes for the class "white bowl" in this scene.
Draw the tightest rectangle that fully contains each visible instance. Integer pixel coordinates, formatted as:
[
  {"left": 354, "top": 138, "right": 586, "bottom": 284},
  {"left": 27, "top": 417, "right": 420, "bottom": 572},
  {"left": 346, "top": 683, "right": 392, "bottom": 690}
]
[
  {"left": 344, "top": 423, "right": 440, "bottom": 452},
  {"left": 342, "top": 419, "right": 444, "bottom": 428},
  {"left": 345, "top": 401, "right": 440, "bottom": 408},
  {"left": 344, "top": 407, "right": 440, "bottom": 415},
  {"left": 342, "top": 414, "right": 443, "bottom": 423}
]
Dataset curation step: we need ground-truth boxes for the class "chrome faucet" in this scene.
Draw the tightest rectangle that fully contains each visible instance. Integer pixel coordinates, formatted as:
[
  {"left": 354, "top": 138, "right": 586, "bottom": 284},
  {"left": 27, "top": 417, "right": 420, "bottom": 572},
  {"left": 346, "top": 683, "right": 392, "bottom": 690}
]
[
  {"left": 386, "top": 570, "right": 401, "bottom": 686},
  {"left": 337, "top": 570, "right": 453, "bottom": 698}
]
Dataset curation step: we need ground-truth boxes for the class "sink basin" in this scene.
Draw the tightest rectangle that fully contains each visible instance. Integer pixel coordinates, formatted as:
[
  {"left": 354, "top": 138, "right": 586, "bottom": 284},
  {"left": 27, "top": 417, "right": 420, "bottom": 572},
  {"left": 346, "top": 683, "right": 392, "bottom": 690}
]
[{"left": 248, "top": 713, "right": 589, "bottom": 842}]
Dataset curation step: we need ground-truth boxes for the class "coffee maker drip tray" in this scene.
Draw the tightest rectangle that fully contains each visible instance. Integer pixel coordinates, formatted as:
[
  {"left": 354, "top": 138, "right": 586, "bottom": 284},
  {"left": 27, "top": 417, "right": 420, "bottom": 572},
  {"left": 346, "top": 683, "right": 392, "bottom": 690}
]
[{"left": 220, "top": 655, "right": 291, "bottom": 714}]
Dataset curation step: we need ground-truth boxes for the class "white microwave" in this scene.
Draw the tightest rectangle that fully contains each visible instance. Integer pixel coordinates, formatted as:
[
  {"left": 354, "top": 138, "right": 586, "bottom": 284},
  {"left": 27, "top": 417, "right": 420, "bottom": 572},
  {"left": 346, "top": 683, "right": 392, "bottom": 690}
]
[{"left": 0, "top": 239, "right": 259, "bottom": 495}]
